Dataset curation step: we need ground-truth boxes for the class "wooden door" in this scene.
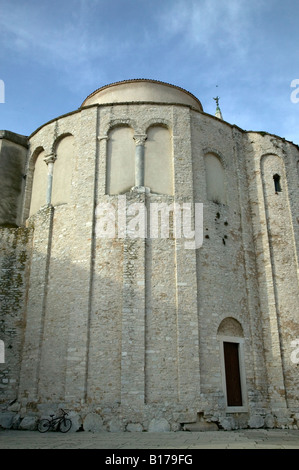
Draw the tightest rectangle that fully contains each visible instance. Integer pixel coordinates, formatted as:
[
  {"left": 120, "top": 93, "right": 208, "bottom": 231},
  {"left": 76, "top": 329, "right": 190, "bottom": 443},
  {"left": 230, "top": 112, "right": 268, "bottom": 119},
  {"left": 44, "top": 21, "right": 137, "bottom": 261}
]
[{"left": 223, "top": 342, "right": 242, "bottom": 406}]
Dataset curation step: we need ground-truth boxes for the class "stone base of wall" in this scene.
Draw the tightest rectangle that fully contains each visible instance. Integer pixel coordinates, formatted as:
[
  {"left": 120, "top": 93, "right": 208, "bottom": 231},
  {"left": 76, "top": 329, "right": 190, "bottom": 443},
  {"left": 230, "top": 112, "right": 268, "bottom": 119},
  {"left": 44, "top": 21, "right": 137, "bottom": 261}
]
[{"left": 1, "top": 400, "right": 298, "bottom": 432}]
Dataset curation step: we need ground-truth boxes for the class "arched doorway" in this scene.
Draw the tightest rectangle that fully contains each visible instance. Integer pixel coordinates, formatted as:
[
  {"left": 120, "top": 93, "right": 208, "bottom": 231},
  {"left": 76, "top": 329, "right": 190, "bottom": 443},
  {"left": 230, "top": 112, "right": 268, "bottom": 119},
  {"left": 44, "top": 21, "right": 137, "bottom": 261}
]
[{"left": 217, "top": 318, "right": 247, "bottom": 411}]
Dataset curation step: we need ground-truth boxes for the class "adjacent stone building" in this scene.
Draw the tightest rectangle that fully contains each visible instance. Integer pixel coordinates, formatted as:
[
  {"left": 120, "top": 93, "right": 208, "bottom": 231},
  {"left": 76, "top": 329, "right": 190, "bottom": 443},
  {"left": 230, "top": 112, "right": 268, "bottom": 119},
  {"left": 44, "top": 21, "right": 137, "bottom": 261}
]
[{"left": 0, "top": 79, "right": 298, "bottom": 431}]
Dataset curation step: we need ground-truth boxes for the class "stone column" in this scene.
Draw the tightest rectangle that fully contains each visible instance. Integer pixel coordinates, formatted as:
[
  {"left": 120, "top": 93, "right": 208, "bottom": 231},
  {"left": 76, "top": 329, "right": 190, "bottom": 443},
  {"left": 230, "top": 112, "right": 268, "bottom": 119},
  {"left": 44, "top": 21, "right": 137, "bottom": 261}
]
[
  {"left": 133, "top": 134, "right": 147, "bottom": 188},
  {"left": 172, "top": 107, "right": 201, "bottom": 405},
  {"left": 121, "top": 190, "right": 146, "bottom": 406},
  {"left": 43, "top": 153, "right": 57, "bottom": 205},
  {"left": 97, "top": 134, "right": 109, "bottom": 195},
  {"left": 18, "top": 205, "right": 54, "bottom": 403}
]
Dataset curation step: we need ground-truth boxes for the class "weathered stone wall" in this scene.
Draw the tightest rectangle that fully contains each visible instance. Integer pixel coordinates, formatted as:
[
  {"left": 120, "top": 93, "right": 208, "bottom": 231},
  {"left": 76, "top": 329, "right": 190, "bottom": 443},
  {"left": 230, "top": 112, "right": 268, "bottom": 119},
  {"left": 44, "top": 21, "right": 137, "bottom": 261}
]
[
  {"left": 18, "top": 107, "right": 98, "bottom": 406},
  {"left": 0, "top": 131, "right": 27, "bottom": 227},
  {"left": 244, "top": 132, "right": 299, "bottom": 421},
  {"left": 0, "top": 227, "right": 32, "bottom": 402},
  {"left": 0, "top": 86, "right": 298, "bottom": 431},
  {"left": 191, "top": 115, "right": 270, "bottom": 420}
]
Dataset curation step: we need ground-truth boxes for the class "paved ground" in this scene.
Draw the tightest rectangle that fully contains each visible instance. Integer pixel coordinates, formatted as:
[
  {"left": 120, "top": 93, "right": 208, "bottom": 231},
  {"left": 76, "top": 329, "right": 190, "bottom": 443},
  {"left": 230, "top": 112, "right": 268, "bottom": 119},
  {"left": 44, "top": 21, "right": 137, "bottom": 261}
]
[{"left": 0, "top": 428, "right": 299, "bottom": 449}]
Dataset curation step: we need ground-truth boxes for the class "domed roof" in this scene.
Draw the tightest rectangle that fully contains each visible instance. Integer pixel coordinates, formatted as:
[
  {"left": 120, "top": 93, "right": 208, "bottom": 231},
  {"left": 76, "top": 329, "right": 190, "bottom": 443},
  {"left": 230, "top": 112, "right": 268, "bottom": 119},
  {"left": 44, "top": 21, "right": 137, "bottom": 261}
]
[{"left": 81, "top": 79, "right": 203, "bottom": 111}]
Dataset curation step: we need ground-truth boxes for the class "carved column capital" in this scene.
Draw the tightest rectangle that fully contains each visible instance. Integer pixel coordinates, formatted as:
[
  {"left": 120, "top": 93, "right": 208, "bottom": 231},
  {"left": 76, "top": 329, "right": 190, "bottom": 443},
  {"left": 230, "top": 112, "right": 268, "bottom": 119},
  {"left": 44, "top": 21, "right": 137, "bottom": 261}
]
[
  {"left": 43, "top": 153, "right": 57, "bottom": 165},
  {"left": 133, "top": 134, "right": 147, "bottom": 146},
  {"left": 43, "top": 153, "right": 56, "bottom": 205}
]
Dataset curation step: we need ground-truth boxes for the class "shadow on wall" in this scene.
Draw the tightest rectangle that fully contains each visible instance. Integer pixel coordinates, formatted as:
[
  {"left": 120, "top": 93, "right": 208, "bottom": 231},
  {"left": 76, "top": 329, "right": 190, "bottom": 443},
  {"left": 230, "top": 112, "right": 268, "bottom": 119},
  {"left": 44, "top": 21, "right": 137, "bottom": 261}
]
[{"left": 1, "top": 216, "right": 183, "bottom": 408}]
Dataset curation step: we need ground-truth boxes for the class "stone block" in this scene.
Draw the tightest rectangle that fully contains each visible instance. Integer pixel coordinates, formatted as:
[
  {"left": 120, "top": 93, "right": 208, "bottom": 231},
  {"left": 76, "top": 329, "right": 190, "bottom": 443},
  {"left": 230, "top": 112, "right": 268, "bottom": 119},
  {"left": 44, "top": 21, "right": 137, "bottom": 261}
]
[
  {"left": 8, "top": 401, "right": 20, "bottom": 413},
  {"left": 171, "top": 422, "right": 182, "bottom": 432},
  {"left": 83, "top": 412, "right": 105, "bottom": 432},
  {"left": 12, "top": 414, "right": 21, "bottom": 429},
  {"left": 0, "top": 412, "right": 15, "bottom": 429},
  {"left": 127, "top": 423, "right": 143, "bottom": 432},
  {"left": 148, "top": 418, "right": 170, "bottom": 432},
  {"left": 248, "top": 415, "right": 264, "bottom": 429},
  {"left": 183, "top": 421, "right": 219, "bottom": 432},
  {"left": 293, "top": 413, "right": 299, "bottom": 426},
  {"left": 219, "top": 417, "right": 236, "bottom": 431},
  {"left": 273, "top": 411, "right": 293, "bottom": 428},
  {"left": 67, "top": 411, "right": 82, "bottom": 433},
  {"left": 264, "top": 414, "right": 275, "bottom": 428},
  {"left": 19, "top": 416, "right": 38, "bottom": 430},
  {"left": 108, "top": 417, "right": 124, "bottom": 432}
]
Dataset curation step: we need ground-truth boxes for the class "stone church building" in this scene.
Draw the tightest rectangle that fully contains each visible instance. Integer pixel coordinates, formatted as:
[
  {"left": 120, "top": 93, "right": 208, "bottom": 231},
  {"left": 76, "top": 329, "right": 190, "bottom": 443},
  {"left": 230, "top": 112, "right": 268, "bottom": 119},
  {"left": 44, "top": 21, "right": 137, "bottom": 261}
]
[{"left": 0, "top": 79, "right": 298, "bottom": 431}]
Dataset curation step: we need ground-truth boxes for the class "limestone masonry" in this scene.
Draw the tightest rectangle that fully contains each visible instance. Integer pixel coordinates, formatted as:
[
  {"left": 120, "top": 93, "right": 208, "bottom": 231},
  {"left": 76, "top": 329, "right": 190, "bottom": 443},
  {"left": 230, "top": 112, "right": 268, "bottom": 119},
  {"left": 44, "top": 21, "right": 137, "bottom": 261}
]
[{"left": 0, "top": 79, "right": 298, "bottom": 432}]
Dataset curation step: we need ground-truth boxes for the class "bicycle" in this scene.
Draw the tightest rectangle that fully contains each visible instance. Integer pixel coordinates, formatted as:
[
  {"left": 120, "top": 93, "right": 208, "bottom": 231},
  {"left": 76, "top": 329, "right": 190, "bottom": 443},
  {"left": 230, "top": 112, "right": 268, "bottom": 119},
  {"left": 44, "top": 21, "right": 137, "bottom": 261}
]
[{"left": 37, "top": 408, "right": 72, "bottom": 433}]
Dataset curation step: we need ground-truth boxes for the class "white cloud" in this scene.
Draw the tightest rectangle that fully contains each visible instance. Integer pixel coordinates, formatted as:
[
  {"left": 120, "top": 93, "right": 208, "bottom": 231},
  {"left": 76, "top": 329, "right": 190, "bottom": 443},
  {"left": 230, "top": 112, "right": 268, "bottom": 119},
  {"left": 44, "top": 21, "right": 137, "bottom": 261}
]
[
  {"left": 0, "top": 5, "right": 102, "bottom": 64},
  {"left": 0, "top": 0, "right": 114, "bottom": 90},
  {"left": 159, "top": 0, "right": 266, "bottom": 59}
]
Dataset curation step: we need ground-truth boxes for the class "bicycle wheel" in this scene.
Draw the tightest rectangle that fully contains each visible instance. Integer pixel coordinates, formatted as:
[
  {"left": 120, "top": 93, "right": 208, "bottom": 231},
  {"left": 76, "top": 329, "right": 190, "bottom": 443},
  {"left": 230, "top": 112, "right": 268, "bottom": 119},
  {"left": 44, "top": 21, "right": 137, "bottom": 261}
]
[
  {"left": 38, "top": 419, "right": 51, "bottom": 433},
  {"left": 59, "top": 418, "right": 72, "bottom": 433}
]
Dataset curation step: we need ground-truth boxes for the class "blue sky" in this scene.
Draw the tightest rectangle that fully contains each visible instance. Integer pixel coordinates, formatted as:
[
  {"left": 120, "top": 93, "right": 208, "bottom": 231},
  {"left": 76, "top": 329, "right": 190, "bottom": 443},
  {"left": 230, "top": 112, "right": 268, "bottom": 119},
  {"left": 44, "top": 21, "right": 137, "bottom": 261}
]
[{"left": 0, "top": 0, "right": 299, "bottom": 144}]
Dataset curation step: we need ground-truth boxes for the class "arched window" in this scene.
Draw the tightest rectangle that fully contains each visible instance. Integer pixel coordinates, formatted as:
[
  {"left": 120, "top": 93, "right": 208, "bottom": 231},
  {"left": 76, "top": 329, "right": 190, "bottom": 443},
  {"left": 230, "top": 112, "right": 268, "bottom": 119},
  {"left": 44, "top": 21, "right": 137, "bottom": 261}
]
[
  {"left": 29, "top": 148, "right": 47, "bottom": 216},
  {"left": 106, "top": 126, "right": 135, "bottom": 195},
  {"left": 52, "top": 135, "right": 74, "bottom": 205},
  {"left": 144, "top": 125, "right": 173, "bottom": 195},
  {"left": 204, "top": 153, "right": 226, "bottom": 204}
]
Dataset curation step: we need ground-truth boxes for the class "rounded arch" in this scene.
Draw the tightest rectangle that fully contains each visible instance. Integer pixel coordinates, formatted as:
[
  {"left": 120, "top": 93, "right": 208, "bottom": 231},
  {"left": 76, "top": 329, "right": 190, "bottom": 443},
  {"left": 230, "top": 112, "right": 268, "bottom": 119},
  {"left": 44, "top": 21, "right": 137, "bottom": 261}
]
[
  {"left": 204, "top": 152, "right": 227, "bottom": 204},
  {"left": 144, "top": 118, "right": 172, "bottom": 134},
  {"left": 106, "top": 124, "right": 135, "bottom": 194},
  {"left": 217, "top": 317, "right": 247, "bottom": 410},
  {"left": 52, "top": 132, "right": 73, "bottom": 153},
  {"left": 203, "top": 148, "right": 227, "bottom": 169},
  {"left": 260, "top": 153, "right": 285, "bottom": 167},
  {"left": 144, "top": 123, "right": 173, "bottom": 195},
  {"left": 217, "top": 317, "right": 244, "bottom": 337},
  {"left": 260, "top": 151, "right": 283, "bottom": 161},
  {"left": 103, "top": 119, "right": 137, "bottom": 136},
  {"left": 28, "top": 145, "right": 44, "bottom": 171},
  {"left": 260, "top": 153, "right": 285, "bottom": 175},
  {"left": 52, "top": 134, "right": 74, "bottom": 205},
  {"left": 28, "top": 146, "right": 48, "bottom": 216},
  {"left": 23, "top": 146, "right": 46, "bottom": 219}
]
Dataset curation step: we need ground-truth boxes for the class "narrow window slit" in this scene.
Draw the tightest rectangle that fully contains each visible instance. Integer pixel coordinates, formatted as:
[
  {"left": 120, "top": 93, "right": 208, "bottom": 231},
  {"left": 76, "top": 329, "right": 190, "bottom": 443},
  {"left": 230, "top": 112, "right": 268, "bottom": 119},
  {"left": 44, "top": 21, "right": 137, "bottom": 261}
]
[{"left": 273, "top": 174, "right": 282, "bottom": 193}]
